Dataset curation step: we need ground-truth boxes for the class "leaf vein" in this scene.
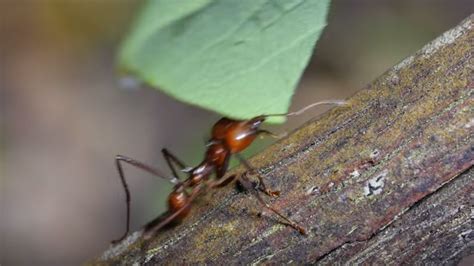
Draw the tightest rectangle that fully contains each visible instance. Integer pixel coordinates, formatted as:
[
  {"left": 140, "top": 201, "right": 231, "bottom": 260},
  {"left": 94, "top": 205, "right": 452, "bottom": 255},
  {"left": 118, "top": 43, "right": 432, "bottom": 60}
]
[{"left": 200, "top": 23, "right": 326, "bottom": 91}]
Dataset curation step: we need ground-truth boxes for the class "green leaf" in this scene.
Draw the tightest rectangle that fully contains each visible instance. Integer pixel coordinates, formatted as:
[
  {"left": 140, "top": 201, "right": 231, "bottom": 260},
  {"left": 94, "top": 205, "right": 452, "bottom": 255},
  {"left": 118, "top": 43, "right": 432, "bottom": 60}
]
[{"left": 119, "top": 0, "right": 331, "bottom": 123}]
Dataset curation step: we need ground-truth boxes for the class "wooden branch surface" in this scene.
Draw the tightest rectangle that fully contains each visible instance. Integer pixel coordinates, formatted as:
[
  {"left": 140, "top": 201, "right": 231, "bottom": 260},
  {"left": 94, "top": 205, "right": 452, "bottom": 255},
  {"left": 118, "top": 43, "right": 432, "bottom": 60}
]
[{"left": 93, "top": 15, "right": 473, "bottom": 265}]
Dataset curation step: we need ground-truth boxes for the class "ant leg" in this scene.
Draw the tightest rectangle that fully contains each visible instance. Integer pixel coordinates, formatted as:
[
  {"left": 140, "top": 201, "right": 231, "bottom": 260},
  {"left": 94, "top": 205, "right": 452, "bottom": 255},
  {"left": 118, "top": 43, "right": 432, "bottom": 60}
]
[
  {"left": 112, "top": 155, "right": 178, "bottom": 244},
  {"left": 209, "top": 174, "right": 237, "bottom": 188},
  {"left": 215, "top": 152, "right": 230, "bottom": 178},
  {"left": 239, "top": 174, "right": 306, "bottom": 235},
  {"left": 235, "top": 153, "right": 280, "bottom": 197},
  {"left": 257, "top": 129, "right": 287, "bottom": 139},
  {"left": 161, "top": 148, "right": 190, "bottom": 177},
  {"left": 143, "top": 184, "right": 203, "bottom": 239}
]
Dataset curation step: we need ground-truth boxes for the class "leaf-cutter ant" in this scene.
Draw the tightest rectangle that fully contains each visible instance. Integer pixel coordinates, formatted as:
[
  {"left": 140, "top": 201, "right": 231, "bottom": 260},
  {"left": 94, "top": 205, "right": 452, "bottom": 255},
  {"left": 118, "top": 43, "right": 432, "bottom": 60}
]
[{"left": 112, "top": 100, "right": 346, "bottom": 243}]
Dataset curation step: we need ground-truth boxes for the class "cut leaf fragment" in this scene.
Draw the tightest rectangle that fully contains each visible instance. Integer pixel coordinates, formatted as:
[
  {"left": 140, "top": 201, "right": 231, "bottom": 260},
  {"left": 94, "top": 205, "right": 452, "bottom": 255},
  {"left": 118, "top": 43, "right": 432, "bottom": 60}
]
[{"left": 119, "top": 0, "right": 331, "bottom": 123}]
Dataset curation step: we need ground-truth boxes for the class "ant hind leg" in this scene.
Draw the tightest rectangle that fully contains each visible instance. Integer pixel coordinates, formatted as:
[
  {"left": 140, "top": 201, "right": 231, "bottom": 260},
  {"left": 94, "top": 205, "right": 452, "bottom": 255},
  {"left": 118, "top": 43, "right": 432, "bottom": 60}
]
[
  {"left": 235, "top": 153, "right": 280, "bottom": 197},
  {"left": 112, "top": 155, "right": 178, "bottom": 244}
]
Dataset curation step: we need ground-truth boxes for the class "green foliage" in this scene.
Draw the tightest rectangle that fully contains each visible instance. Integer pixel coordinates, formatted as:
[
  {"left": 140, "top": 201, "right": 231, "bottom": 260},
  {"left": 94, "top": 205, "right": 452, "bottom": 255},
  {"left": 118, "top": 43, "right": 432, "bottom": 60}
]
[{"left": 119, "top": 0, "right": 330, "bottom": 123}]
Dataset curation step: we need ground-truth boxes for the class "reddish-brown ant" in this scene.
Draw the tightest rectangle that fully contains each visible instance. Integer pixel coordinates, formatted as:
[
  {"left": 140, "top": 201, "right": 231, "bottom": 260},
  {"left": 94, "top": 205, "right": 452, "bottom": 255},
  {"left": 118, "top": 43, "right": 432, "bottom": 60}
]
[{"left": 112, "top": 100, "right": 346, "bottom": 243}]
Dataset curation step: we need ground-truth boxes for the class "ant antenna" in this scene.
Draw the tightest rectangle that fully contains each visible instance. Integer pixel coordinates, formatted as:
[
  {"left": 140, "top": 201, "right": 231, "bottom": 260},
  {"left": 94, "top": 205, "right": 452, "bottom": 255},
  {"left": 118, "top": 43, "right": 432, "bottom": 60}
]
[{"left": 264, "top": 99, "right": 347, "bottom": 118}]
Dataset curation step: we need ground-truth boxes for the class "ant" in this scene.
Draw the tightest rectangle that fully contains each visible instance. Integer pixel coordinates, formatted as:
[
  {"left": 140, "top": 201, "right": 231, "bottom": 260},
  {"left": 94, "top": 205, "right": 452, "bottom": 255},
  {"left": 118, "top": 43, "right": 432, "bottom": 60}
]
[{"left": 112, "top": 100, "right": 346, "bottom": 243}]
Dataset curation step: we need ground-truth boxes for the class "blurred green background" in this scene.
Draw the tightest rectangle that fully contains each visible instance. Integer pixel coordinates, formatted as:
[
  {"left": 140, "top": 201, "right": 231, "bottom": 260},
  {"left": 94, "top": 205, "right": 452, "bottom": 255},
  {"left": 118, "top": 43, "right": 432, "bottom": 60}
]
[{"left": 1, "top": 0, "right": 472, "bottom": 264}]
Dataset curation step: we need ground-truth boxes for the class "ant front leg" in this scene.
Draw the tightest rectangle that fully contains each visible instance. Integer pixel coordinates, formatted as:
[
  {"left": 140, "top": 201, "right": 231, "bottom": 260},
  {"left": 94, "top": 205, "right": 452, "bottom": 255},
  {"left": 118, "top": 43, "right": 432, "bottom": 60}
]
[
  {"left": 235, "top": 153, "right": 280, "bottom": 197},
  {"left": 209, "top": 174, "right": 237, "bottom": 188},
  {"left": 112, "top": 155, "right": 178, "bottom": 244},
  {"left": 257, "top": 129, "right": 287, "bottom": 139},
  {"left": 239, "top": 174, "right": 306, "bottom": 235}
]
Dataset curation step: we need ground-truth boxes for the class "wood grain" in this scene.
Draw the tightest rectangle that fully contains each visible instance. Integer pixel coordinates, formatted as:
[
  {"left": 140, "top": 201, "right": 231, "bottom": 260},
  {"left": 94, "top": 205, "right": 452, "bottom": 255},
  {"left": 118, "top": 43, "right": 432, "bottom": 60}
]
[{"left": 93, "top": 14, "right": 473, "bottom": 265}]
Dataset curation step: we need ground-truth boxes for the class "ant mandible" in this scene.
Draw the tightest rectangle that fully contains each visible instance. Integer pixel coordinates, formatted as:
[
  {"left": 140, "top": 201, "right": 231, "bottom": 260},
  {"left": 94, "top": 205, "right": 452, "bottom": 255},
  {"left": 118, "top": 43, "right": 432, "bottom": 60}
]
[{"left": 112, "top": 100, "right": 346, "bottom": 243}]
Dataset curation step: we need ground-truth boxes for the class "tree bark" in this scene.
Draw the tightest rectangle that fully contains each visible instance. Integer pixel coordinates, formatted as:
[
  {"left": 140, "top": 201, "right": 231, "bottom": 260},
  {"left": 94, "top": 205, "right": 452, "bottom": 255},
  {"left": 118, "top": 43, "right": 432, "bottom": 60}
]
[{"left": 92, "top": 14, "right": 473, "bottom": 265}]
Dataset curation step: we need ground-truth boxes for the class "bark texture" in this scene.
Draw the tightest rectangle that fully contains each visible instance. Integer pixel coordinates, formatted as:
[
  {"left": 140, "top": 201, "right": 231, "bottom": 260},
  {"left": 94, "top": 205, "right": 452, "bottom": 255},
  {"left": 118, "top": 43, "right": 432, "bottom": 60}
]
[{"left": 93, "top": 15, "right": 474, "bottom": 265}]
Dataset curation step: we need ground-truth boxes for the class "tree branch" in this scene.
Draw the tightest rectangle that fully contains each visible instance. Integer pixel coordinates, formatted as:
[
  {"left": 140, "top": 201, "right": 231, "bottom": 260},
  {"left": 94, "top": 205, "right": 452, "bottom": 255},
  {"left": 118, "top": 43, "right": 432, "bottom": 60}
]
[{"left": 92, "top": 14, "right": 473, "bottom": 265}]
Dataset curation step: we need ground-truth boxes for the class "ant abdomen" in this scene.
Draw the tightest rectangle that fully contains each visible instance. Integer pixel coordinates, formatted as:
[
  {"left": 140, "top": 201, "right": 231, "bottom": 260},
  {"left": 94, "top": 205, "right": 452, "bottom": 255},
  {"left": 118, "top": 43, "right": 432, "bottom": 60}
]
[{"left": 168, "top": 188, "right": 190, "bottom": 221}]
